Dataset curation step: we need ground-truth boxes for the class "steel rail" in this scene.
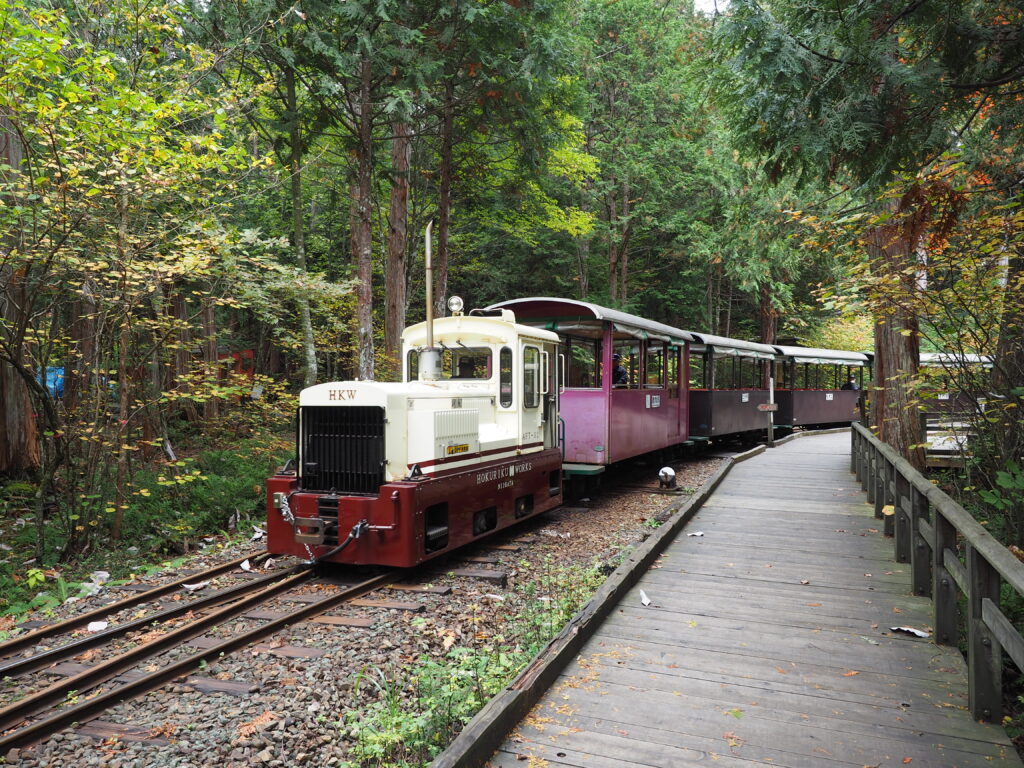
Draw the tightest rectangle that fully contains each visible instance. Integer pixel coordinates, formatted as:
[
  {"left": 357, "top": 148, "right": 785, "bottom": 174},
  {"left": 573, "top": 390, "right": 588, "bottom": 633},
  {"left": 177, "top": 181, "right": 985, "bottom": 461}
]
[
  {"left": 0, "top": 551, "right": 268, "bottom": 658},
  {"left": 0, "top": 563, "right": 302, "bottom": 679},
  {"left": 0, "top": 569, "right": 398, "bottom": 752},
  {"left": 0, "top": 567, "right": 314, "bottom": 734}
]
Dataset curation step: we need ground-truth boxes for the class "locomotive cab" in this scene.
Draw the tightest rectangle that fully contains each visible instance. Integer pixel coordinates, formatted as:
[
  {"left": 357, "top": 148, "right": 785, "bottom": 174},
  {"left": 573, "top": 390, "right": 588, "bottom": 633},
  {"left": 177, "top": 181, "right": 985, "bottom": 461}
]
[{"left": 266, "top": 306, "right": 563, "bottom": 567}]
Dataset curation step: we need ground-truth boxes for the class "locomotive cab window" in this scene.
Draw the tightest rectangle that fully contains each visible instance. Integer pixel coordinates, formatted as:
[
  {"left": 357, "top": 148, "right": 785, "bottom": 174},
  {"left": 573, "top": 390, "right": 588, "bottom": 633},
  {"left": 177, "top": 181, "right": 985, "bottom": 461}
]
[
  {"left": 447, "top": 348, "right": 491, "bottom": 379},
  {"left": 406, "top": 349, "right": 418, "bottom": 382},
  {"left": 523, "top": 345, "right": 540, "bottom": 408},
  {"left": 499, "top": 347, "right": 513, "bottom": 407}
]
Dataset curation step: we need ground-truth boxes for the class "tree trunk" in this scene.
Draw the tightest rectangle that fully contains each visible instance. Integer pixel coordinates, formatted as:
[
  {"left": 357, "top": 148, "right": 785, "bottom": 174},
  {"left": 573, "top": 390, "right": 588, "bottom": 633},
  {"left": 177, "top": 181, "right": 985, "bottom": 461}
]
[
  {"left": 0, "top": 114, "right": 39, "bottom": 475},
  {"left": 385, "top": 121, "right": 410, "bottom": 371},
  {"left": 865, "top": 219, "right": 925, "bottom": 470},
  {"left": 201, "top": 297, "right": 219, "bottom": 420},
  {"left": 352, "top": 54, "right": 375, "bottom": 381},
  {"left": 286, "top": 65, "right": 318, "bottom": 387},
  {"left": 113, "top": 186, "right": 131, "bottom": 540},
  {"left": 435, "top": 79, "right": 455, "bottom": 316},
  {"left": 606, "top": 190, "right": 619, "bottom": 301},
  {"left": 617, "top": 180, "right": 632, "bottom": 302},
  {"left": 759, "top": 281, "right": 778, "bottom": 345}
]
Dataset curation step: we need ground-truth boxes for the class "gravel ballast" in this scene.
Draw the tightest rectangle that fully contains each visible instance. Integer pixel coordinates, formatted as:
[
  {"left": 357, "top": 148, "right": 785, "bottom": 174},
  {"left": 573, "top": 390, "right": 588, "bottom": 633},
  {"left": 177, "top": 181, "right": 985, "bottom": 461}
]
[{"left": 4, "top": 456, "right": 723, "bottom": 767}]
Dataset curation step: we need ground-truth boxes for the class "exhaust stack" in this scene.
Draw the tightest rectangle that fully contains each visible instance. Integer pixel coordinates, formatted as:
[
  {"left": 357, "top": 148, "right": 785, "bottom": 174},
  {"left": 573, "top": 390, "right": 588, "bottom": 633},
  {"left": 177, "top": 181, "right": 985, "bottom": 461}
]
[{"left": 419, "top": 221, "right": 441, "bottom": 381}]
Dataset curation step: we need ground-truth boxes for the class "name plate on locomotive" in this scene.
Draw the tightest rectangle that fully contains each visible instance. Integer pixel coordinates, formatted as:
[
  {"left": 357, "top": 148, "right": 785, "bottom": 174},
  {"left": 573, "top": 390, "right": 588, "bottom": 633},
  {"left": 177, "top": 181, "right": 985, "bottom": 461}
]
[{"left": 446, "top": 443, "right": 470, "bottom": 455}]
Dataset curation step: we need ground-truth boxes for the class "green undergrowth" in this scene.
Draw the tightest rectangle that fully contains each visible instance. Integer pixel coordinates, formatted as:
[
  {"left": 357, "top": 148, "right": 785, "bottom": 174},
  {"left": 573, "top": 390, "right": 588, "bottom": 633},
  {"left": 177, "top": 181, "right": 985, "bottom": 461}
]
[
  {"left": 0, "top": 434, "right": 290, "bottom": 625},
  {"left": 341, "top": 558, "right": 605, "bottom": 767}
]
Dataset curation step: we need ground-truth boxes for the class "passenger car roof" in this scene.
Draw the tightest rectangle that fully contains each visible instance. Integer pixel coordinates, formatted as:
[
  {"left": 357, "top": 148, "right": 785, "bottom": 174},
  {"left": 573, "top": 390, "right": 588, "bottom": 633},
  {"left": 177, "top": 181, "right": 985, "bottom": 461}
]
[{"left": 487, "top": 297, "right": 698, "bottom": 344}]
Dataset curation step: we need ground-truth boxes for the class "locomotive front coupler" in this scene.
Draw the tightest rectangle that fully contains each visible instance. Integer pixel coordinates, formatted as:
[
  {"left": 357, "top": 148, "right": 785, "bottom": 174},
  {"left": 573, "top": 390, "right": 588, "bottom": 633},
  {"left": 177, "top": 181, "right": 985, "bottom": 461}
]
[{"left": 310, "top": 519, "right": 369, "bottom": 574}]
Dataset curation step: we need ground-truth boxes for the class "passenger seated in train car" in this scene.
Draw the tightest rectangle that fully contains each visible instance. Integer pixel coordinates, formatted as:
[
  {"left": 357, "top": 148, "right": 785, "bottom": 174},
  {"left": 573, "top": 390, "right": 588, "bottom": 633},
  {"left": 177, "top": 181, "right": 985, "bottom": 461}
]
[
  {"left": 611, "top": 353, "right": 629, "bottom": 386},
  {"left": 841, "top": 376, "right": 859, "bottom": 391}
]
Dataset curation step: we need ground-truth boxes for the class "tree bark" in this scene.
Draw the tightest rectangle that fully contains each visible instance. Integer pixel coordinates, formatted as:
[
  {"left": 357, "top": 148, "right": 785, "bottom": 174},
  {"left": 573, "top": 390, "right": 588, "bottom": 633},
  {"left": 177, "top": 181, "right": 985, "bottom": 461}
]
[
  {"left": 113, "top": 186, "right": 131, "bottom": 540},
  {"left": 759, "top": 281, "right": 778, "bottom": 345},
  {"left": 285, "top": 65, "right": 318, "bottom": 387},
  {"left": 865, "top": 218, "right": 925, "bottom": 470},
  {"left": 352, "top": 54, "right": 375, "bottom": 381},
  {"left": 606, "top": 191, "right": 619, "bottom": 301},
  {"left": 385, "top": 121, "right": 410, "bottom": 370},
  {"left": 201, "top": 297, "right": 219, "bottom": 420},
  {"left": 0, "top": 114, "right": 40, "bottom": 475},
  {"left": 617, "top": 180, "right": 632, "bottom": 302}
]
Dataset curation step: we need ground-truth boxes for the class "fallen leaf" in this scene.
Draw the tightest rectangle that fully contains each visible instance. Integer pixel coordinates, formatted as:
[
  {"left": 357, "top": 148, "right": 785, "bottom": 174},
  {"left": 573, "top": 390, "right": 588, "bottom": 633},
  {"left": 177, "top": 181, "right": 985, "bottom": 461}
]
[
  {"left": 149, "top": 722, "right": 177, "bottom": 738},
  {"left": 238, "top": 710, "right": 278, "bottom": 738},
  {"left": 74, "top": 648, "right": 101, "bottom": 662},
  {"left": 800, "top": 579, "right": 810, "bottom": 585},
  {"left": 843, "top": 670, "right": 860, "bottom": 677},
  {"left": 903, "top": 759, "right": 913, "bottom": 765},
  {"left": 806, "top": 603, "right": 822, "bottom": 607}
]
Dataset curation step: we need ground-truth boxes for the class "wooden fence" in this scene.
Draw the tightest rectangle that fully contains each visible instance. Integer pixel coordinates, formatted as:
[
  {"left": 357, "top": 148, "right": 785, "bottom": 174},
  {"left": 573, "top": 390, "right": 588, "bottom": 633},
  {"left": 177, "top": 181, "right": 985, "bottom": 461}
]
[{"left": 851, "top": 423, "right": 1024, "bottom": 722}]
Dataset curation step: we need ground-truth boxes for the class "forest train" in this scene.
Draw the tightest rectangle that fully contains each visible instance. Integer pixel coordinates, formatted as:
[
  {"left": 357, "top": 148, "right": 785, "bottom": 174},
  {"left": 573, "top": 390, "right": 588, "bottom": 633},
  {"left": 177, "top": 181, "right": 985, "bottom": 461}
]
[{"left": 266, "top": 296, "right": 870, "bottom": 568}]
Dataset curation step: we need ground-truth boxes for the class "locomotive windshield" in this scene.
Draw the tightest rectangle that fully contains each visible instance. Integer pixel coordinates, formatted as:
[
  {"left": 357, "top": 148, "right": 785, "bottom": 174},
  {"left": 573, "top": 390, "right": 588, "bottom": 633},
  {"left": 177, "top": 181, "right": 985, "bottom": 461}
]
[{"left": 406, "top": 347, "right": 493, "bottom": 381}]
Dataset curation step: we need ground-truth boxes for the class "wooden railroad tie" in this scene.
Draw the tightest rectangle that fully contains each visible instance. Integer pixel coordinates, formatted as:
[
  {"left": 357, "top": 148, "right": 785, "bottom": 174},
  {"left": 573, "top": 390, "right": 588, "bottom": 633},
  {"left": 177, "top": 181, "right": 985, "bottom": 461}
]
[
  {"left": 45, "top": 662, "right": 258, "bottom": 696},
  {"left": 449, "top": 568, "right": 508, "bottom": 587},
  {"left": 386, "top": 583, "right": 452, "bottom": 595}
]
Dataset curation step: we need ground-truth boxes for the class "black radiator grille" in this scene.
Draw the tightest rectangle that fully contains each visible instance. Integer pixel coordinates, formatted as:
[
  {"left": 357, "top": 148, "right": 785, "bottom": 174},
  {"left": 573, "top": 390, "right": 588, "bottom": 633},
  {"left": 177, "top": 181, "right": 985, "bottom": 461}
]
[{"left": 299, "top": 406, "right": 386, "bottom": 494}]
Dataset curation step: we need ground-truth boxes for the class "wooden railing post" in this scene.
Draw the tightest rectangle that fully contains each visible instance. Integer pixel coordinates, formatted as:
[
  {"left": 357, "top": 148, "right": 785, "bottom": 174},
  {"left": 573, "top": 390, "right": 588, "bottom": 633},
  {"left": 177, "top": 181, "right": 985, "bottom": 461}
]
[
  {"left": 874, "top": 455, "right": 887, "bottom": 520},
  {"left": 866, "top": 445, "right": 876, "bottom": 503},
  {"left": 850, "top": 428, "right": 857, "bottom": 474},
  {"left": 967, "top": 543, "right": 1002, "bottom": 722},
  {"left": 932, "top": 509, "right": 958, "bottom": 646},
  {"left": 909, "top": 487, "right": 931, "bottom": 597},
  {"left": 860, "top": 436, "right": 871, "bottom": 493},
  {"left": 893, "top": 471, "right": 911, "bottom": 564}
]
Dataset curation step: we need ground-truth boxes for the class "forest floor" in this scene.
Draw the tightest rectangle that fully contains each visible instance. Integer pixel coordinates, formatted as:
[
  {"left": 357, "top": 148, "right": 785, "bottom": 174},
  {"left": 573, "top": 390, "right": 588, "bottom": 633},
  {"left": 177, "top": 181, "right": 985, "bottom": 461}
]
[{"left": 4, "top": 455, "right": 725, "bottom": 768}]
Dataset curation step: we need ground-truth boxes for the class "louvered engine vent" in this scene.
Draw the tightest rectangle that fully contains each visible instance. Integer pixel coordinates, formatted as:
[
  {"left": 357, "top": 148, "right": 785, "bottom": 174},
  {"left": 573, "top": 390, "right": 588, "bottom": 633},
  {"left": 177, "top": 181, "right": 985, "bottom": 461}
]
[{"left": 298, "top": 406, "right": 385, "bottom": 494}]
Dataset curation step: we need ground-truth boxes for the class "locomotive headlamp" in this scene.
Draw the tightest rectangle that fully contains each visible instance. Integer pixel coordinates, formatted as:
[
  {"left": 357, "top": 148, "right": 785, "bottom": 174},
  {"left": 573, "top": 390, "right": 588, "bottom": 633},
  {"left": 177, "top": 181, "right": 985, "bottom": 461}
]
[{"left": 447, "top": 296, "right": 464, "bottom": 315}]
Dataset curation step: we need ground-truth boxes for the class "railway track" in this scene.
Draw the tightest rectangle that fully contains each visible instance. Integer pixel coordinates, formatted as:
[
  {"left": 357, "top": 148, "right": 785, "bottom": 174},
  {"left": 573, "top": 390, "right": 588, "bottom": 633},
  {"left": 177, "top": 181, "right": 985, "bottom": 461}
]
[
  {"left": 0, "top": 555, "right": 399, "bottom": 752},
  {"left": 1, "top": 454, "right": 723, "bottom": 762}
]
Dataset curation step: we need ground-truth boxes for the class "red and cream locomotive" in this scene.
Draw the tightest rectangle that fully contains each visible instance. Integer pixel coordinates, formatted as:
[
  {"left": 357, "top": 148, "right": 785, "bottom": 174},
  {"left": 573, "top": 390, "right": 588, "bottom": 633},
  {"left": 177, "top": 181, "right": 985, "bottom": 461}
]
[{"left": 266, "top": 300, "right": 563, "bottom": 568}]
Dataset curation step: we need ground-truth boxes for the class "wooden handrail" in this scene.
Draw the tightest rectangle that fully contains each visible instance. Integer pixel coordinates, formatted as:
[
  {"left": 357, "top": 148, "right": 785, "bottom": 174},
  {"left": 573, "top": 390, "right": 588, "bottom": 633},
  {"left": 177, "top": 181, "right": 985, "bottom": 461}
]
[{"left": 851, "top": 422, "right": 1024, "bottom": 723}]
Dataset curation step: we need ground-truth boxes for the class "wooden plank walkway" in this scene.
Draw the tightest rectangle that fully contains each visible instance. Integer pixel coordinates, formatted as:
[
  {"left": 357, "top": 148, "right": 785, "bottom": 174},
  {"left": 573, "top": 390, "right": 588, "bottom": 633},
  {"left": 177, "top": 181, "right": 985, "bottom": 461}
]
[{"left": 488, "top": 432, "right": 1021, "bottom": 768}]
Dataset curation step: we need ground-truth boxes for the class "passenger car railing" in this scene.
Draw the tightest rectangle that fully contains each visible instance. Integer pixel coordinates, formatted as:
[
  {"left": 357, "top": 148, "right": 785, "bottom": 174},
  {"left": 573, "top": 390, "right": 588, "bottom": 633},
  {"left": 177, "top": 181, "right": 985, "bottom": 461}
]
[{"left": 851, "top": 422, "right": 1024, "bottom": 722}]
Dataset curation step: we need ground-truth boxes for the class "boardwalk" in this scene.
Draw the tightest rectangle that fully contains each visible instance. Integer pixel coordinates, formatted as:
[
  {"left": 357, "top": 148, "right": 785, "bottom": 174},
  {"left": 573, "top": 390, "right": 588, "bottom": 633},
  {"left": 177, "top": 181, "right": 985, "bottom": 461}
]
[{"left": 487, "top": 432, "right": 1020, "bottom": 768}]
